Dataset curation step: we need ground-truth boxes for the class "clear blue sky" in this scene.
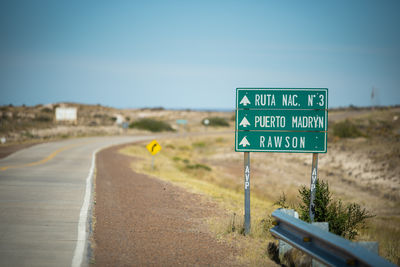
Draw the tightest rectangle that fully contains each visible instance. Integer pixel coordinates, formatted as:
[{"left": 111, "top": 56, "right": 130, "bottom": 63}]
[{"left": 1, "top": 0, "right": 399, "bottom": 109}]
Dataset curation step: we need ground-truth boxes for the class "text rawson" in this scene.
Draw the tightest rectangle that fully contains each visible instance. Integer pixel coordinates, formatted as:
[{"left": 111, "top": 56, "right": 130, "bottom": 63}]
[{"left": 260, "top": 135, "right": 306, "bottom": 149}]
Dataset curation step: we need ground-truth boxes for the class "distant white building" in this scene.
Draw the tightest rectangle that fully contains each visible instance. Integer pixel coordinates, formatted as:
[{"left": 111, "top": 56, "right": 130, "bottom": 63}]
[{"left": 55, "top": 107, "right": 77, "bottom": 123}]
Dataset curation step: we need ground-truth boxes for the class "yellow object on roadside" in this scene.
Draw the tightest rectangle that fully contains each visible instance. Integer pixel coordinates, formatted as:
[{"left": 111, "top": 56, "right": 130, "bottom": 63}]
[{"left": 146, "top": 140, "right": 162, "bottom": 156}]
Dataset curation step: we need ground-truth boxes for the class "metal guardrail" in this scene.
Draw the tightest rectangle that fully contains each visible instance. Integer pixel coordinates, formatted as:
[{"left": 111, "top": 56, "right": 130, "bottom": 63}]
[{"left": 270, "top": 209, "right": 396, "bottom": 267}]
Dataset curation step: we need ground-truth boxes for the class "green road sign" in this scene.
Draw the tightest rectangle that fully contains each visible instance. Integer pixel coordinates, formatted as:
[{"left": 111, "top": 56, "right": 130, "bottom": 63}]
[
  {"left": 235, "top": 131, "right": 327, "bottom": 153},
  {"left": 237, "top": 88, "right": 327, "bottom": 110},
  {"left": 235, "top": 88, "right": 328, "bottom": 153},
  {"left": 236, "top": 109, "right": 327, "bottom": 131}
]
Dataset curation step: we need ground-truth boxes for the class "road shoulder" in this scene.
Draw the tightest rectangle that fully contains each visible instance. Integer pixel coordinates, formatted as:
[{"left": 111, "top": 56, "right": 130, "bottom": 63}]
[{"left": 92, "top": 143, "right": 241, "bottom": 266}]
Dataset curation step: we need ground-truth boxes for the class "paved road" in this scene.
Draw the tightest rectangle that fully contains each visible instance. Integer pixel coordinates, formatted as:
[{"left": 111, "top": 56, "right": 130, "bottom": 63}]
[{"left": 0, "top": 135, "right": 153, "bottom": 267}]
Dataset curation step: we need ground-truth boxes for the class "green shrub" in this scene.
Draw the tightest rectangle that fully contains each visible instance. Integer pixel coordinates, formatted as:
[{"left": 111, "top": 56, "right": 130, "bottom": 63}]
[
  {"left": 172, "top": 156, "right": 181, "bottom": 162},
  {"left": 203, "top": 117, "right": 230, "bottom": 127},
  {"left": 298, "top": 179, "right": 331, "bottom": 223},
  {"left": 273, "top": 192, "right": 291, "bottom": 209},
  {"left": 94, "top": 113, "right": 104, "bottom": 118},
  {"left": 333, "top": 119, "right": 363, "bottom": 138},
  {"left": 129, "top": 118, "right": 174, "bottom": 132},
  {"left": 186, "top": 163, "right": 212, "bottom": 171},
  {"left": 41, "top": 107, "right": 53, "bottom": 113},
  {"left": 276, "top": 179, "right": 374, "bottom": 240},
  {"left": 192, "top": 141, "right": 206, "bottom": 148},
  {"left": 35, "top": 115, "right": 52, "bottom": 122}
]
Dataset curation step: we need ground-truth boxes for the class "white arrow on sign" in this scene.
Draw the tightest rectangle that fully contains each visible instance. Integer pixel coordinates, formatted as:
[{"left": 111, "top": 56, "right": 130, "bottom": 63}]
[
  {"left": 239, "top": 95, "right": 251, "bottom": 106},
  {"left": 239, "top": 136, "right": 250, "bottom": 147},
  {"left": 239, "top": 117, "right": 250, "bottom": 127}
]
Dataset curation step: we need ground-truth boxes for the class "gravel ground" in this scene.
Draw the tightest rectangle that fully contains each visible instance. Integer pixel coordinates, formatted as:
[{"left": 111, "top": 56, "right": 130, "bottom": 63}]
[
  {"left": 0, "top": 142, "right": 40, "bottom": 159},
  {"left": 93, "top": 144, "right": 241, "bottom": 266}
]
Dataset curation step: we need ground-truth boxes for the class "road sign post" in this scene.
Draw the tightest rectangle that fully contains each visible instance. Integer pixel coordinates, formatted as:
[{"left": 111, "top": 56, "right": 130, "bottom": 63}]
[
  {"left": 309, "top": 153, "right": 318, "bottom": 222},
  {"left": 235, "top": 88, "right": 328, "bottom": 233},
  {"left": 244, "top": 152, "right": 250, "bottom": 235}
]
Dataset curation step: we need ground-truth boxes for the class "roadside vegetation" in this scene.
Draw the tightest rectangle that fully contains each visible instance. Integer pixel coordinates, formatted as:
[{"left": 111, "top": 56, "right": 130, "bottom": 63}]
[
  {"left": 202, "top": 117, "right": 230, "bottom": 127},
  {"left": 269, "top": 179, "right": 374, "bottom": 265},
  {"left": 129, "top": 118, "right": 175, "bottom": 132},
  {"left": 0, "top": 105, "right": 54, "bottom": 135},
  {"left": 120, "top": 107, "right": 400, "bottom": 265},
  {"left": 333, "top": 119, "right": 364, "bottom": 138},
  {"left": 283, "top": 179, "right": 374, "bottom": 239},
  {"left": 120, "top": 135, "right": 277, "bottom": 265}
]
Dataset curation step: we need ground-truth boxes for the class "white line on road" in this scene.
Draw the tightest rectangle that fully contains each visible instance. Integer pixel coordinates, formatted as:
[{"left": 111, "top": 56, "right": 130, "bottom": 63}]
[
  {"left": 71, "top": 136, "right": 155, "bottom": 266},
  {"left": 71, "top": 148, "right": 98, "bottom": 267}
]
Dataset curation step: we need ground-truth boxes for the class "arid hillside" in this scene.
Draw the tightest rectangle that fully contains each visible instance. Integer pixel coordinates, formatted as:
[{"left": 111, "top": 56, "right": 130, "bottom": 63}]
[{"left": 0, "top": 103, "right": 233, "bottom": 144}]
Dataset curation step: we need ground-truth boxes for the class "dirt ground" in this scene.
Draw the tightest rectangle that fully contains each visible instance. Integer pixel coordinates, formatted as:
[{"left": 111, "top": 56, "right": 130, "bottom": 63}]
[
  {"left": 92, "top": 143, "right": 249, "bottom": 266},
  {"left": 0, "top": 142, "right": 41, "bottom": 159}
]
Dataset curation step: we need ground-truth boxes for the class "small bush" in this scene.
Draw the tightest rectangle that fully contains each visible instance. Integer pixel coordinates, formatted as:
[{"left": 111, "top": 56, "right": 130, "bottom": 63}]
[
  {"left": 41, "top": 107, "right": 53, "bottom": 113},
  {"left": 35, "top": 115, "right": 52, "bottom": 122},
  {"left": 298, "top": 179, "right": 331, "bottom": 222},
  {"left": 276, "top": 179, "right": 374, "bottom": 240},
  {"left": 166, "top": 144, "right": 175, "bottom": 149},
  {"left": 273, "top": 192, "right": 292, "bottom": 209},
  {"left": 179, "top": 145, "right": 191, "bottom": 151},
  {"left": 333, "top": 119, "right": 363, "bottom": 138},
  {"left": 185, "top": 163, "right": 212, "bottom": 171},
  {"left": 203, "top": 117, "right": 230, "bottom": 127},
  {"left": 94, "top": 113, "right": 104, "bottom": 118},
  {"left": 192, "top": 141, "right": 206, "bottom": 148},
  {"left": 129, "top": 118, "right": 174, "bottom": 132},
  {"left": 172, "top": 156, "right": 181, "bottom": 162},
  {"left": 215, "top": 137, "right": 225, "bottom": 143}
]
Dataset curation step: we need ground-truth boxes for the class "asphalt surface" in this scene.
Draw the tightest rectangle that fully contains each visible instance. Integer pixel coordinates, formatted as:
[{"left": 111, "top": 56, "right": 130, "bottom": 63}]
[{"left": 0, "top": 135, "right": 153, "bottom": 267}]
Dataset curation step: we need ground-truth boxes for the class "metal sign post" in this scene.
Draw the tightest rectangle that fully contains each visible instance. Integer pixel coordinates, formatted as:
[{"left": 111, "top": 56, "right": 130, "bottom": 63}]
[
  {"left": 309, "top": 153, "right": 318, "bottom": 222},
  {"left": 244, "top": 152, "right": 251, "bottom": 235}
]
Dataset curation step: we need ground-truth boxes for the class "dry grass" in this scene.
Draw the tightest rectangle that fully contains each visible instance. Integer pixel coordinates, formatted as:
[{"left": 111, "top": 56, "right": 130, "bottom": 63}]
[
  {"left": 120, "top": 135, "right": 278, "bottom": 265},
  {"left": 120, "top": 115, "right": 400, "bottom": 264}
]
